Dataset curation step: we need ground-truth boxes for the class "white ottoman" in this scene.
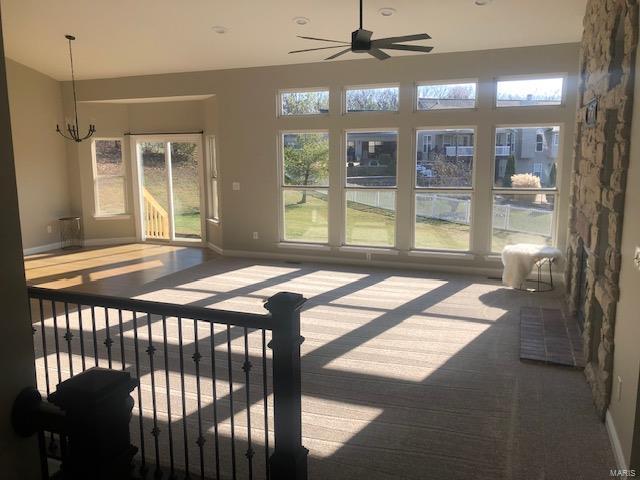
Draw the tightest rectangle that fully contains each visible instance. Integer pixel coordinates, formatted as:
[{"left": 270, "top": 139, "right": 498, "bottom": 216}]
[{"left": 501, "top": 244, "right": 563, "bottom": 291}]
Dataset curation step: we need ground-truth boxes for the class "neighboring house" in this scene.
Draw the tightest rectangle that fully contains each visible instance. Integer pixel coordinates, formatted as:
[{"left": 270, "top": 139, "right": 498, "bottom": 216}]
[
  {"left": 495, "top": 127, "right": 559, "bottom": 186},
  {"left": 346, "top": 131, "right": 397, "bottom": 166}
]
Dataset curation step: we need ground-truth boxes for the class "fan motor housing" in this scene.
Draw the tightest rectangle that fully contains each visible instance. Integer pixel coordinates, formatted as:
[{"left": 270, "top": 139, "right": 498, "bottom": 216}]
[{"left": 352, "top": 29, "right": 373, "bottom": 52}]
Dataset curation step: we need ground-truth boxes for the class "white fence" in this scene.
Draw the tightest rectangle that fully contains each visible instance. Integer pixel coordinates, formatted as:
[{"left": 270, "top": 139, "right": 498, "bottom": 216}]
[{"left": 347, "top": 191, "right": 552, "bottom": 237}]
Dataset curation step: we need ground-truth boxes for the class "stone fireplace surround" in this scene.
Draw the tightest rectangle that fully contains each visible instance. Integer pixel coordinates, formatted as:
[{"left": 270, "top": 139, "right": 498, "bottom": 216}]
[{"left": 565, "top": 0, "right": 638, "bottom": 418}]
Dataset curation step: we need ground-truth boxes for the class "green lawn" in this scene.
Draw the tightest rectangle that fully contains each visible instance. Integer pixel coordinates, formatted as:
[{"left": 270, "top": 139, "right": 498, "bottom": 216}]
[{"left": 284, "top": 193, "right": 551, "bottom": 251}]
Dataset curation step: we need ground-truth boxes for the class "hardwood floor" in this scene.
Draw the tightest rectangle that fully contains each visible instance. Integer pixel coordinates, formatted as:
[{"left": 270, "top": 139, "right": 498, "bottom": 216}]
[
  {"left": 27, "top": 245, "right": 615, "bottom": 480},
  {"left": 25, "top": 243, "right": 216, "bottom": 295}
]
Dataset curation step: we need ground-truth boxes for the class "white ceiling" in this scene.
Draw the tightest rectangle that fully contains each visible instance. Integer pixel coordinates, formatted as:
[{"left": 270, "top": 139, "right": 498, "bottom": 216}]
[{"left": 1, "top": 0, "right": 587, "bottom": 81}]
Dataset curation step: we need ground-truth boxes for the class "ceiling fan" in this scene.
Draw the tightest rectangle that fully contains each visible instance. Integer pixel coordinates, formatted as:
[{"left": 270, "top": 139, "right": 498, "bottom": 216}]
[{"left": 288, "top": 0, "right": 434, "bottom": 61}]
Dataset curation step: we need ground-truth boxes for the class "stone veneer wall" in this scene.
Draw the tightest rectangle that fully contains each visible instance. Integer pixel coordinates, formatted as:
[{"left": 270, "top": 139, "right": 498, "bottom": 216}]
[{"left": 566, "top": 0, "right": 639, "bottom": 418}]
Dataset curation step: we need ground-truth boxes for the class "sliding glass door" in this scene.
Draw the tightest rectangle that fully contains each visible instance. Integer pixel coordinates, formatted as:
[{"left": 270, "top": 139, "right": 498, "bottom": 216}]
[{"left": 133, "top": 135, "right": 204, "bottom": 243}]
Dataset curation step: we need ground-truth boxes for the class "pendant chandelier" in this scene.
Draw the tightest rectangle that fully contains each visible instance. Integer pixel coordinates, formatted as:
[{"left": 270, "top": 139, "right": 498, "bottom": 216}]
[{"left": 56, "top": 35, "right": 96, "bottom": 142}]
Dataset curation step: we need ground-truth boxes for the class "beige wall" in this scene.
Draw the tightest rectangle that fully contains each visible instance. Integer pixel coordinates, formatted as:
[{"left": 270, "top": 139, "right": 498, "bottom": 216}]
[
  {"left": 64, "top": 43, "right": 580, "bottom": 274},
  {"left": 0, "top": 23, "right": 39, "bottom": 479},
  {"left": 7, "top": 59, "right": 70, "bottom": 251},
  {"left": 608, "top": 36, "right": 640, "bottom": 468},
  {"left": 70, "top": 99, "right": 206, "bottom": 241}
]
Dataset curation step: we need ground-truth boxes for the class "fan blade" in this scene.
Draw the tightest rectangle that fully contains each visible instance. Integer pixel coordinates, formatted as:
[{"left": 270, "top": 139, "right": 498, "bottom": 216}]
[
  {"left": 289, "top": 45, "right": 350, "bottom": 54},
  {"left": 325, "top": 48, "right": 352, "bottom": 60},
  {"left": 378, "top": 44, "right": 434, "bottom": 53},
  {"left": 372, "top": 33, "right": 431, "bottom": 45},
  {"left": 368, "top": 48, "right": 391, "bottom": 60},
  {"left": 297, "top": 36, "right": 349, "bottom": 44}
]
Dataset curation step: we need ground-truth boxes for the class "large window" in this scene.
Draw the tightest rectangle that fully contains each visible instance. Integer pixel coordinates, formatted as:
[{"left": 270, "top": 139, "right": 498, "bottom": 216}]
[
  {"left": 345, "top": 130, "right": 397, "bottom": 247},
  {"left": 345, "top": 86, "right": 399, "bottom": 113},
  {"left": 492, "top": 126, "right": 560, "bottom": 251},
  {"left": 206, "top": 135, "right": 219, "bottom": 221},
  {"left": 92, "top": 138, "right": 127, "bottom": 216},
  {"left": 280, "top": 89, "right": 329, "bottom": 116},
  {"left": 416, "top": 81, "right": 477, "bottom": 110},
  {"left": 280, "top": 132, "right": 329, "bottom": 243},
  {"left": 414, "top": 128, "right": 474, "bottom": 251},
  {"left": 496, "top": 77, "right": 564, "bottom": 107}
]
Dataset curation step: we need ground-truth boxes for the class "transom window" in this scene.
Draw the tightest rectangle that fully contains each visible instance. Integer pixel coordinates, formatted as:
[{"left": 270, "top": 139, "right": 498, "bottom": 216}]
[
  {"left": 345, "top": 86, "right": 399, "bottom": 113},
  {"left": 280, "top": 132, "right": 329, "bottom": 244},
  {"left": 496, "top": 77, "right": 564, "bottom": 107},
  {"left": 416, "top": 81, "right": 477, "bottom": 110},
  {"left": 92, "top": 138, "right": 127, "bottom": 216},
  {"left": 280, "top": 89, "right": 329, "bottom": 116}
]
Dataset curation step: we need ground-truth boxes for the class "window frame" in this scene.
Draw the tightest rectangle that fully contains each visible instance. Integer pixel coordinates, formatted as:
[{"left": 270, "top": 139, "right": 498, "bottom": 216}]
[
  {"left": 277, "top": 87, "right": 331, "bottom": 118},
  {"left": 494, "top": 73, "right": 567, "bottom": 109},
  {"left": 411, "top": 126, "right": 477, "bottom": 252},
  {"left": 278, "top": 129, "right": 331, "bottom": 245},
  {"left": 342, "top": 128, "right": 399, "bottom": 247},
  {"left": 414, "top": 79, "right": 479, "bottom": 112},
  {"left": 490, "top": 124, "right": 563, "bottom": 252},
  {"left": 206, "top": 135, "right": 220, "bottom": 222},
  {"left": 343, "top": 83, "right": 400, "bottom": 114},
  {"left": 91, "top": 137, "right": 128, "bottom": 218}
]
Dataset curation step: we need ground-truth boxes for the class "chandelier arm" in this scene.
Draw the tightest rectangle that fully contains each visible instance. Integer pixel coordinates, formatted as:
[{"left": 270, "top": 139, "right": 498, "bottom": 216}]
[{"left": 56, "top": 128, "right": 77, "bottom": 142}]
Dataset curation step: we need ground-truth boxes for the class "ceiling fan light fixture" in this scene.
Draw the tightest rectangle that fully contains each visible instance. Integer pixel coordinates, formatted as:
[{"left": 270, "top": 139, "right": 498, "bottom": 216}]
[
  {"left": 474, "top": 0, "right": 493, "bottom": 5},
  {"left": 211, "top": 25, "right": 227, "bottom": 34},
  {"left": 378, "top": 7, "right": 396, "bottom": 17},
  {"left": 293, "top": 17, "right": 310, "bottom": 26}
]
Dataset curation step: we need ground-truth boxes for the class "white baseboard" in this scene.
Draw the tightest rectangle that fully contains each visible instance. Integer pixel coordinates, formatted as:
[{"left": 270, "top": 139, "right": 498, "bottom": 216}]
[
  {"left": 606, "top": 409, "right": 628, "bottom": 470},
  {"left": 83, "top": 236, "right": 137, "bottom": 247},
  {"left": 210, "top": 246, "right": 504, "bottom": 278},
  {"left": 23, "top": 242, "right": 60, "bottom": 256},
  {"left": 207, "top": 242, "right": 224, "bottom": 255}
]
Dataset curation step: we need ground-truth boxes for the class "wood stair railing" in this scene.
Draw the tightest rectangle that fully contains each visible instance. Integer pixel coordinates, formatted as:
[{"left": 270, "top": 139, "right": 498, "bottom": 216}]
[{"left": 143, "top": 188, "right": 169, "bottom": 239}]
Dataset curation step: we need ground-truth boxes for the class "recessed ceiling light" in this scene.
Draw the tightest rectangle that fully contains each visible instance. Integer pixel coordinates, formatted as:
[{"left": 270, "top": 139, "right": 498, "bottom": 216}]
[
  {"left": 212, "top": 26, "right": 227, "bottom": 34},
  {"left": 474, "top": 0, "right": 493, "bottom": 5},
  {"left": 293, "top": 17, "right": 310, "bottom": 26},
  {"left": 378, "top": 7, "right": 396, "bottom": 17}
]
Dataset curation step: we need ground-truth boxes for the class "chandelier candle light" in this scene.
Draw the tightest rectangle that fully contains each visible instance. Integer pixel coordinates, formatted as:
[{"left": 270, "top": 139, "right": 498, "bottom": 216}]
[{"left": 56, "top": 35, "right": 96, "bottom": 142}]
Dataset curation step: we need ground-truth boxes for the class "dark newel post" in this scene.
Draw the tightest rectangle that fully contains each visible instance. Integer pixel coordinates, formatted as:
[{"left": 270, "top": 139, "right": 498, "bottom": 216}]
[
  {"left": 49, "top": 367, "right": 139, "bottom": 479},
  {"left": 264, "top": 292, "right": 308, "bottom": 480}
]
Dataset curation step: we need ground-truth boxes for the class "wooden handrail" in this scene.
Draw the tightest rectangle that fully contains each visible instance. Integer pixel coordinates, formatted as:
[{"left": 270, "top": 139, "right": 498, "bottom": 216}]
[
  {"left": 28, "top": 286, "right": 273, "bottom": 330},
  {"left": 142, "top": 188, "right": 170, "bottom": 239}
]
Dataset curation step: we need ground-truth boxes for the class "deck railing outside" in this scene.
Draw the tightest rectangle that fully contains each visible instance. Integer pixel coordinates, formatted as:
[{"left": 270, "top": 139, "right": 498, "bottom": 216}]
[
  {"left": 29, "top": 286, "right": 308, "bottom": 480},
  {"left": 143, "top": 188, "right": 170, "bottom": 239}
]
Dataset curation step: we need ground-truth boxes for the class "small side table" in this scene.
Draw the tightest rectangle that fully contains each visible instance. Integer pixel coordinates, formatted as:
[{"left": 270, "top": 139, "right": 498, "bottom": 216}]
[{"left": 58, "top": 216, "right": 82, "bottom": 249}]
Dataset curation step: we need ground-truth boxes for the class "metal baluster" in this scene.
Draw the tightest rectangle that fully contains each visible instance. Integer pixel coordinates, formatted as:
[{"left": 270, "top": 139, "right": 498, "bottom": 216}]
[
  {"left": 146, "top": 313, "right": 161, "bottom": 478},
  {"left": 38, "top": 299, "right": 56, "bottom": 456},
  {"left": 262, "top": 329, "right": 270, "bottom": 480},
  {"left": 161, "top": 316, "right": 175, "bottom": 479},
  {"left": 104, "top": 307, "right": 113, "bottom": 369},
  {"left": 132, "top": 311, "right": 147, "bottom": 476},
  {"left": 77, "top": 304, "right": 86, "bottom": 371},
  {"left": 91, "top": 306, "right": 98, "bottom": 367},
  {"left": 63, "top": 302, "right": 74, "bottom": 376},
  {"left": 227, "top": 325, "right": 237, "bottom": 480},
  {"left": 242, "top": 328, "right": 255, "bottom": 479},
  {"left": 193, "top": 320, "right": 205, "bottom": 479},
  {"left": 118, "top": 309, "right": 126, "bottom": 370},
  {"left": 210, "top": 323, "right": 221, "bottom": 480},
  {"left": 51, "top": 301, "right": 62, "bottom": 385},
  {"left": 177, "top": 317, "right": 190, "bottom": 478}
]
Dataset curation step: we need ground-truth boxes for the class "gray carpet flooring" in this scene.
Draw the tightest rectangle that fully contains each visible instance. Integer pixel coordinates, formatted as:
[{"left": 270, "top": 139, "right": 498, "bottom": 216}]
[{"left": 34, "top": 255, "right": 616, "bottom": 480}]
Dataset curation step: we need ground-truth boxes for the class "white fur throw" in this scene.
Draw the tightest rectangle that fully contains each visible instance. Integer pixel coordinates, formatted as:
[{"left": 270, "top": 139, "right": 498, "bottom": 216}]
[{"left": 501, "top": 244, "right": 563, "bottom": 288}]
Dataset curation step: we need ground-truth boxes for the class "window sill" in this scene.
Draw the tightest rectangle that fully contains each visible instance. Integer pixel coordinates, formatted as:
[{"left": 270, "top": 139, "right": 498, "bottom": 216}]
[
  {"left": 93, "top": 214, "right": 131, "bottom": 221},
  {"left": 408, "top": 250, "right": 474, "bottom": 260},
  {"left": 338, "top": 246, "right": 399, "bottom": 255},
  {"left": 484, "top": 254, "right": 503, "bottom": 262},
  {"left": 277, "top": 242, "right": 331, "bottom": 251}
]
